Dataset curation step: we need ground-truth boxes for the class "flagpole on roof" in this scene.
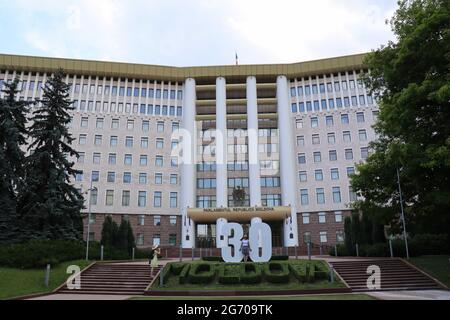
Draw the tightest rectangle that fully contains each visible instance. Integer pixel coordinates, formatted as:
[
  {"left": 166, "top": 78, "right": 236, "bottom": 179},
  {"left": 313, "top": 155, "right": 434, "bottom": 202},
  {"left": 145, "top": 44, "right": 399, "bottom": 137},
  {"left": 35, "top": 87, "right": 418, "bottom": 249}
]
[{"left": 235, "top": 52, "right": 239, "bottom": 66}]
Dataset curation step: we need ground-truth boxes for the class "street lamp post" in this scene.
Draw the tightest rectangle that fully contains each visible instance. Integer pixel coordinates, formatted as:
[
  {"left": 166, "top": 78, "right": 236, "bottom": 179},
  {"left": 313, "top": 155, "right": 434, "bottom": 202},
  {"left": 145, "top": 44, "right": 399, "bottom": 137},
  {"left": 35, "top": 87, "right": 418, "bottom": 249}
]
[
  {"left": 85, "top": 179, "right": 97, "bottom": 261},
  {"left": 396, "top": 167, "right": 410, "bottom": 259}
]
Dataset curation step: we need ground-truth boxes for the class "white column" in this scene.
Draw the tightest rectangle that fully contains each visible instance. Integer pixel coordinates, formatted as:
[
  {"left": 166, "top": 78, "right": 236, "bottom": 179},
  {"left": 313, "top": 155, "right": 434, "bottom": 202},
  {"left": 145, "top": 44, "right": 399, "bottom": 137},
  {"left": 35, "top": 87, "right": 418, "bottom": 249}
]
[
  {"left": 247, "top": 76, "right": 262, "bottom": 207},
  {"left": 216, "top": 77, "right": 228, "bottom": 207},
  {"left": 181, "top": 78, "right": 196, "bottom": 248},
  {"left": 276, "top": 75, "right": 299, "bottom": 247},
  {"left": 251, "top": 217, "right": 263, "bottom": 249},
  {"left": 216, "top": 218, "right": 228, "bottom": 248}
]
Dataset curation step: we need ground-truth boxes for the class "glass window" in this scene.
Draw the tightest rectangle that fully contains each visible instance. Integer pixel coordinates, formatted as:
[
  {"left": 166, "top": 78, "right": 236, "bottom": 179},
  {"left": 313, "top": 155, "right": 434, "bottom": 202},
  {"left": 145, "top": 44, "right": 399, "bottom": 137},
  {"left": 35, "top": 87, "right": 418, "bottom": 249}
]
[
  {"left": 136, "top": 234, "right": 144, "bottom": 246},
  {"left": 154, "top": 215, "right": 161, "bottom": 226},
  {"left": 313, "top": 152, "right": 321, "bottom": 163},
  {"left": 329, "top": 150, "right": 338, "bottom": 161},
  {"left": 140, "top": 155, "right": 148, "bottom": 166},
  {"left": 154, "top": 192, "right": 162, "bottom": 208},
  {"left": 305, "top": 85, "right": 311, "bottom": 95},
  {"left": 336, "top": 230, "right": 345, "bottom": 243},
  {"left": 125, "top": 136, "right": 133, "bottom": 148},
  {"left": 81, "top": 117, "right": 88, "bottom": 128},
  {"left": 343, "top": 131, "right": 352, "bottom": 142},
  {"left": 124, "top": 154, "right": 132, "bottom": 165},
  {"left": 155, "top": 173, "right": 163, "bottom": 185},
  {"left": 359, "top": 129, "right": 367, "bottom": 141},
  {"left": 298, "top": 153, "right": 306, "bottom": 164},
  {"left": 141, "top": 137, "right": 149, "bottom": 148},
  {"left": 300, "top": 189, "right": 309, "bottom": 206},
  {"left": 169, "top": 234, "right": 177, "bottom": 246},
  {"left": 351, "top": 96, "right": 358, "bottom": 107},
  {"left": 156, "top": 138, "right": 164, "bottom": 149},
  {"left": 91, "top": 171, "right": 99, "bottom": 182},
  {"left": 321, "top": 99, "right": 327, "bottom": 110},
  {"left": 349, "top": 187, "right": 358, "bottom": 202},
  {"left": 139, "top": 173, "right": 147, "bottom": 184},
  {"left": 336, "top": 98, "right": 343, "bottom": 108},
  {"left": 170, "top": 216, "right": 177, "bottom": 226},
  {"left": 361, "top": 147, "right": 369, "bottom": 160},
  {"left": 302, "top": 214, "right": 310, "bottom": 224},
  {"left": 290, "top": 87, "right": 297, "bottom": 97},
  {"left": 142, "top": 120, "right": 150, "bottom": 132},
  {"left": 326, "top": 116, "right": 334, "bottom": 126},
  {"left": 312, "top": 84, "right": 318, "bottom": 94},
  {"left": 75, "top": 171, "right": 83, "bottom": 182},
  {"left": 111, "top": 119, "right": 119, "bottom": 129},
  {"left": 121, "top": 190, "right": 131, "bottom": 206},
  {"left": 157, "top": 121, "right": 164, "bottom": 132},
  {"left": 127, "top": 120, "right": 134, "bottom": 130},
  {"left": 319, "top": 212, "right": 326, "bottom": 223},
  {"left": 170, "top": 192, "right": 178, "bottom": 208},
  {"left": 108, "top": 153, "right": 116, "bottom": 165},
  {"left": 123, "top": 172, "right": 132, "bottom": 184},
  {"left": 314, "top": 169, "right": 323, "bottom": 181},
  {"left": 347, "top": 166, "right": 355, "bottom": 177},
  {"left": 312, "top": 134, "right": 320, "bottom": 145},
  {"left": 359, "top": 95, "right": 366, "bottom": 106},
  {"left": 335, "top": 211, "right": 343, "bottom": 223},
  {"left": 90, "top": 190, "right": 98, "bottom": 206},
  {"left": 314, "top": 100, "right": 320, "bottom": 111},
  {"left": 311, "top": 117, "right": 318, "bottom": 128},
  {"left": 170, "top": 174, "right": 178, "bottom": 185},
  {"left": 106, "top": 190, "right": 114, "bottom": 206},
  {"left": 334, "top": 82, "right": 340, "bottom": 91},
  {"left": 331, "top": 168, "right": 340, "bottom": 180},
  {"left": 153, "top": 234, "right": 161, "bottom": 246},
  {"left": 138, "top": 191, "right": 147, "bottom": 207},
  {"left": 291, "top": 103, "right": 298, "bottom": 113},
  {"left": 299, "top": 171, "right": 307, "bottom": 182},
  {"left": 357, "top": 112, "right": 365, "bottom": 123},
  {"left": 341, "top": 114, "right": 349, "bottom": 124},
  {"left": 110, "top": 136, "right": 118, "bottom": 147},
  {"left": 93, "top": 153, "right": 101, "bottom": 164},
  {"left": 328, "top": 133, "right": 336, "bottom": 144},
  {"left": 320, "top": 232, "right": 328, "bottom": 243},
  {"left": 155, "top": 156, "right": 163, "bottom": 167},
  {"left": 107, "top": 171, "right": 115, "bottom": 183},
  {"left": 297, "top": 136, "right": 305, "bottom": 147},
  {"left": 316, "top": 189, "right": 325, "bottom": 204},
  {"left": 94, "top": 135, "right": 102, "bottom": 146},
  {"left": 96, "top": 118, "right": 104, "bottom": 129},
  {"left": 345, "top": 149, "right": 354, "bottom": 160},
  {"left": 79, "top": 134, "right": 87, "bottom": 145},
  {"left": 333, "top": 187, "right": 342, "bottom": 203},
  {"left": 303, "top": 232, "right": 312, "bottom": 244}
]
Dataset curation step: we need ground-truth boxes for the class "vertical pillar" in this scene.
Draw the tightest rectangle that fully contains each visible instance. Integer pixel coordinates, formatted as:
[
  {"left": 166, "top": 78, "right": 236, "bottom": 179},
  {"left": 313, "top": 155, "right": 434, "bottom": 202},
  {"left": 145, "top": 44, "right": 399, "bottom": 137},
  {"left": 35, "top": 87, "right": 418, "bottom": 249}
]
[
  {"left": 247, "top": 76, "right": 262, "bottom": 207},
  {"left": 216, "top": 77, "right": 228, "bottom": 249},
  {"left": 276, "top": 75, "right": 299, "bottom": 247},
  {"left": 181, "top": 78, "right": 196, "bottom": 248}
]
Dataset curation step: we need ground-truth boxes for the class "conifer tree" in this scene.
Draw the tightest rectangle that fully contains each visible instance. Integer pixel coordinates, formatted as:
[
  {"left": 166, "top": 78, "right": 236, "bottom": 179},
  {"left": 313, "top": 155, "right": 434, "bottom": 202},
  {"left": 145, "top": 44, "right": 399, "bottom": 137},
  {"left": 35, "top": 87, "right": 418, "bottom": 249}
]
[
  {"left": 18, "top": 69, "right": 84, "bottom": 241},
  {"left": 0, "top": 79, "right": 30, "bottom": 243}
]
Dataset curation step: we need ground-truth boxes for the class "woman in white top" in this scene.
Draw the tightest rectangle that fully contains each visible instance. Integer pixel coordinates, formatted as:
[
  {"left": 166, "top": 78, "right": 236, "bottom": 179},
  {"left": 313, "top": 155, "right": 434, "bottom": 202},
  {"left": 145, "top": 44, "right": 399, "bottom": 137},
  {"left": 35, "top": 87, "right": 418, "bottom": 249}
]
[{"left": 240, "top": 235, "right": 251, "bottom": 262}]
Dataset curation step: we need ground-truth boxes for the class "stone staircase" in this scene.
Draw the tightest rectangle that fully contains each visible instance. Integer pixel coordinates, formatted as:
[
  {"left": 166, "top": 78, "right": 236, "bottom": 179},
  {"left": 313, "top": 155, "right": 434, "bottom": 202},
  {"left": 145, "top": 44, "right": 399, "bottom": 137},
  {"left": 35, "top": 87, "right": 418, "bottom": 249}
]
[
  {"left": 57, "top": 262, "right": 161, "bottom": 295},
  {"left": 331, "top": 259, "right": 443, "bottom": 292}
]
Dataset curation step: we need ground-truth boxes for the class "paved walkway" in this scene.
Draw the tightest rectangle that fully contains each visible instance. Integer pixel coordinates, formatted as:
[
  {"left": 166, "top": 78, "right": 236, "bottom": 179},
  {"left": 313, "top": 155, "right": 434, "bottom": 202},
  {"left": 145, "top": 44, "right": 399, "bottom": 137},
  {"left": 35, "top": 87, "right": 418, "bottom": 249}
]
[
  {"left": 29, "top": 294, "right": 132, "bottom": 300},
  {"left": 366, "top": 290, "right": 450, "bottom": 300}
]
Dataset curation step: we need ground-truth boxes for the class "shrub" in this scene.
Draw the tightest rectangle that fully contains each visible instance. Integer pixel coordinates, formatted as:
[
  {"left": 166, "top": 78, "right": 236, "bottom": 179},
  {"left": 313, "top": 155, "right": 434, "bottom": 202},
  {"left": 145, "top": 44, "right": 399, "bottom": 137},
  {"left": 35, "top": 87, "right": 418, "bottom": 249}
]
[
  {"left": 202, "top": 256, "right": 224, "bottom": 262},
  {"left": 158, "top": 264, "right": 171, "bottom": 284},
  {"left": 270, "top": 255, "right": 289, "bottom": 261},
  {"left": 188, "top": 263, "right": 216, "bottom": 284},
  {"left": 288, "top": 263, "right": 310, "bottom": 283},
  {"left": 263, "top": 262, "right": 290, "bottom": 283},
  {"left": 218, "top": 264, "right": 242, "bottom": 284},
  {"left": 170, "top": 263, "right": 187, "bottom": 275},
  {"left": 179, "top": 264, "right": 191, "bottom": 284},
  {"left": 240, "top": 263, "right": 262, "bottom": 284},
  {"left": 313, "top": 261, "right": 329, "bottom": 280},
  {"left": 328, "top": 244, "right": 349, "bottom": 257}
]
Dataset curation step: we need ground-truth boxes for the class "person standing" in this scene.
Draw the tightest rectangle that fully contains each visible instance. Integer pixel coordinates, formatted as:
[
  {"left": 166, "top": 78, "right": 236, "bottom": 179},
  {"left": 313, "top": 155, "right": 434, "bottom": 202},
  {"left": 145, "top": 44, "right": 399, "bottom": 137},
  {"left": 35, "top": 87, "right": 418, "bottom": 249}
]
[
  {"left": 240, "top": 235, "right": 251, "bottom": 262},
  {"left": 150, "top": 244, "right": 161, "bottom": 277}
]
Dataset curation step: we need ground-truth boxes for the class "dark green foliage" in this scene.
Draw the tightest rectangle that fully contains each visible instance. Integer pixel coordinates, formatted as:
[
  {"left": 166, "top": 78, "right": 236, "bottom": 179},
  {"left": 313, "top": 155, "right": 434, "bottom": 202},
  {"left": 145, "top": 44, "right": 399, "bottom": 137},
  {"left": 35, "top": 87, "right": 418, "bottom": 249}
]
[
  {"left": 201, "top": 256, "right": 224, "bottom": 262},
  {"left": 187, "top": 263, "right": 216, "bottom": 284},
  {"left": 288, "top": 263, "right": 310, "bottom": 283},
  {"left": 100, "top": 217, "right": 135, "bottom": 257},
  {"left": 263, "top": 262, "right": 290, "bottom": 283},
  {"left": 351, "top": 0, "right": 450, "bottom": 237},
  {"left": 218, "top": 264, "right": 242, "bottom": 284},
  {"left": 329, "top": 244, "right": 350, "bottom": 257},
  {"left": 170, "top": 263, "right": 187, "bottom": 275},
  {"left": 343, "top": 213, "right": 386, "bottom": 254},
  {"left": 179, "top": 264, "right": 191, "bottom": 284},
  {"left": 270, "top": 255, "right": 289, "bottom": 261},
  {"left": 313, "top": 261, "right": 329, "bottom": 280},
  {"left": 240, "top": 263, "right": 262, "bottom": 284},
  {"left": 100, "top": 216, "right": 117, "bottom": 248},
  {"left": 158, "top": 264, "right": 172, "bottom": 285},
  {"left": 17, "top": 69, "right": 84, "bottom": 241},
  {"left": 0, "top": 79, "right": 30, "bottom": 244},
  {"left": 116, "top": 219, "right": 135, "bottom": 256}
]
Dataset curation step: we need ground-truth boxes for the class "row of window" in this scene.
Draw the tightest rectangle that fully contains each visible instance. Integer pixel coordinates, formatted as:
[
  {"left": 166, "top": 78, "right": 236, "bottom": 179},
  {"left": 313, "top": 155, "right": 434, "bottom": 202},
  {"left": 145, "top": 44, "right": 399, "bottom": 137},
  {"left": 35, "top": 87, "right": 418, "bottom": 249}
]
[
  {"left": 195, "top": 194, "right": 282, "bottom": 208},
  {"left": 76, "top": 153, "right": 178, "bottom": 167},
  {"left": 78, "top": 171, "right": 179, "bottom": 185},
  {"left": 290, "top": 78, "right": 364, "bottom": 97},
  {"left": 199, "top": 128, "right": 278, "bottom": 139},
  {"left": 79, "top": 134, "right": 179, "bottom": 150},
  {"left": 302, "top": 211, "right": 343, "bottom": 224},
  {"left": 299, "top": 186, "right": 357, "bottom": 205},
  {"left": 89, "top": 214, "right": 178, "bottom": 227},
  {"left": 297, "top": 130, "right": 368, "bottom": 146},
  {"left": 297, "top": 147, "right": 369, "bottom": 164},
  {"left": 74, "top": 117, "right": 180, "bottom": 133},
  {"left": 303, "top": 230, "right": 344, "bottom": 244},
  {"left": 74, "top": 101, "right": 183, "bottom": 117},
  {"left": 291, "top": 95, "right": 373, "bottom": 113},
  {"left": 197, "top": 161, "right": 251, "bottom": 172},
  {"left": 72, "top": 84, "right": 183, "bottom": 100},
  {"left": 299, "top": 167, "right": 355, "bottom": 182},
  {"left": 86, "top": 189, "right": 178, "bottom": 208},
  {"left": 196, "top": 177, "right": 280, "bottom": 189}
]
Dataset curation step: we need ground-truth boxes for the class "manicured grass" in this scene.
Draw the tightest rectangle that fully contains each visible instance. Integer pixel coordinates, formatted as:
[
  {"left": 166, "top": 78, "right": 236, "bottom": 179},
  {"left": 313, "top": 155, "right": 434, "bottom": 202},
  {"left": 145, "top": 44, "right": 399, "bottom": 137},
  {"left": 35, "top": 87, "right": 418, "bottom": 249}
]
[
  {"left": 130, "top": 294, "right": 375, "bottom": 300},
  {"left": 0, "top": 260, "right": 91, "bottom": 300},
  {"left": 409, "top": 255, "right": 450, "bottom": 287},
  {"left": 153, "top": 260, "right": 345, "bottom": 291}
]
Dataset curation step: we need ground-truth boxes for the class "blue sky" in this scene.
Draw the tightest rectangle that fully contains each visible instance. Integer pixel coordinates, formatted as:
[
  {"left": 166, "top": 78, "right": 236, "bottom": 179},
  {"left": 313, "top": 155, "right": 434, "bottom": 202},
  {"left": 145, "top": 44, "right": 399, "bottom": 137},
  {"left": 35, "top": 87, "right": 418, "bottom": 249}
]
[{"left": 0, "top": 0, "right": 397, "bottom": 67}]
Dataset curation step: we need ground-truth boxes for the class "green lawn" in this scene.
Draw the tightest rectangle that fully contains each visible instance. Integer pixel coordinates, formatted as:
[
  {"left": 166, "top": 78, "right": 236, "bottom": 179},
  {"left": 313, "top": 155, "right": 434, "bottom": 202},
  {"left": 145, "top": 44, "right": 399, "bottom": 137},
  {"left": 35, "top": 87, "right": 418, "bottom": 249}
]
[
  {"left": 131, "top": 294, "right": 375, "bottom": 300},
  {"left": 0, "top": 260, "right": 91, "bottom": 300},
  {"left": 409, "top": 255, "right": 450, "bottom": 287},
  {"left": 153, "top": 260, "right": 345, "bottom": 291}
]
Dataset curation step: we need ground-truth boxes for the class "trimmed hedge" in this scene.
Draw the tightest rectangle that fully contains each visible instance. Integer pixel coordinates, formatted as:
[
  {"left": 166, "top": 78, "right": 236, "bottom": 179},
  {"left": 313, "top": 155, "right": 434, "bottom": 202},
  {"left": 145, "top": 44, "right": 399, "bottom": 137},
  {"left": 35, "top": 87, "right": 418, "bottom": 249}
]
[
  {"left": 171, "top": 263, "right": 187, "bottom": 275},
  {"left": 202, "top": 256, "right": 224, "bottom": 262},
  {"left": 179, "top": 264, "right": 191, "bottom": 284},
  {"left": 218, "top": 264, "right": 242, "bottom": 284},
  {"left": 241, "top": 263, "right": 262, "bottom": 284},
  {"left": 263, "top": 262, "right": 290, "bottom": 283},
  {"left": 313, "top": 261, "right": 329, "bottom": 280},
  {"left": 289, "top": 263, "right": 310, "bottom": 283},
  {"left": 159, "top": 264, "right": 172, "bottom": 284},
  {"left": 188, "top": 263, "right": 216, "bottom": 284},
  {"left": 270, "top": 255, "right": 289, "bottom": 261}
]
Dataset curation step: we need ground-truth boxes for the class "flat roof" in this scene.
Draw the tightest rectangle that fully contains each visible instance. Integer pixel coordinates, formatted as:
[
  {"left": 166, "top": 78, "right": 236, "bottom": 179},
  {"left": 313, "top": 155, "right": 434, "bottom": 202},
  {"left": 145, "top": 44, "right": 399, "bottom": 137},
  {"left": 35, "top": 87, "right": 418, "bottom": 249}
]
[{"left": 0, "top": 53, "right": 367, "bottom": 83}]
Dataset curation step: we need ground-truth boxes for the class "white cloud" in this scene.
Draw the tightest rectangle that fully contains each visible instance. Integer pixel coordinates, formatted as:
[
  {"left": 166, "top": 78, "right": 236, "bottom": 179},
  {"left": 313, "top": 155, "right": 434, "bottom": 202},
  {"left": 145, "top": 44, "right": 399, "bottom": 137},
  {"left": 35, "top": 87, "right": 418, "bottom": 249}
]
[{"left": 4, "top": 0, "right": 396, "bottom": 66}]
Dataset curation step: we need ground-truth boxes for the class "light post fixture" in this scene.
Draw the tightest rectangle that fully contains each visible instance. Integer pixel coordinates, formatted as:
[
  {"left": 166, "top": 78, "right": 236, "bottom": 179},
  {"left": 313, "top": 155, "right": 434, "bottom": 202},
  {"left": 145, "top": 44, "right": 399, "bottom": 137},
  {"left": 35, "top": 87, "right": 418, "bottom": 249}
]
[
  {"left": 396, "top": 167, "right": 410, "bottom": 259},
  {"left": 84, "top": 179, "right": 98, "bottom": 261}
]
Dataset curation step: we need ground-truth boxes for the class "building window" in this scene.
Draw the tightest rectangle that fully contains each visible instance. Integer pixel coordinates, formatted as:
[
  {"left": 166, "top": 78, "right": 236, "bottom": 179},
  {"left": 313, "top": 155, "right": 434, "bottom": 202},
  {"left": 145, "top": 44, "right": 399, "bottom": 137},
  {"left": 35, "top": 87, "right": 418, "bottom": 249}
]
[
  {"left": 155, "top": 173, "right": 163, "bottom": 185},
  {"left": 357, "top": 112, "right": 365, "bottom": 123},
  {"left": 91, "top": 171, "right": 99, "bottom": 182},
  {"left": 343, "top": 131, "right": 352, "bottom": 142},
  {"left": 345, "top": 149, "right": 353, "bottom": 160},
  {"left": 335, "top": 211, "right": 343, "bottom": 223},
  {"left": 153, "top": 234, "right": 161, "bottom": 246},
  {"left": 169, "top": 234, "right": 177, "bottom": 246},
  {"left": 93, "top": 153, "right": 101, "bottom": 164},
  {"left": 331, "top": 168, "right": 340, "bottom": 180},
  {"left": 303, "top": 232, "right": 311, "bottom": 244},
  {"left": 111, "top": 119, "right": 119, "bottom": 129},
  {"left": 297, "top": 136, "right": 305, "bottom": 147},
  {"left": 157, "top": 121, "right": 165, "bottom": 133},
  {"left": 106, "top": 190, "right": 114, "bottom": 206},
  {"left": 299, "top": 171, "right": 307, "bottom": 182},
  {"left": 81, "top": 117, "right": 88, "bottom": 128},
  {"left": 127, "top": 120, "right": 134, "bottom": 131},
  {"left": 316, "top": 189, "right": 325, "bottom": 205},
  {"left": 75, "top": 171, "right": 83, "bottom": 182},
  {"left": 94, "top": 135, "right": 102, "bottom": 146},
  {"left": 296, "top": 120, "right": 303, "bottom": 129},
  {"left": 300, "top": 189, "right": 309, "bottom": 206},
  {"left": 326, "top": 115, "right": 334, "bottom": 126},
  {"left": 336, "top": 230, "right": 345, "bottom": 243},
  {"left": 110, "top": 136, "right": 118, "bottom": 147},
  {"left": 170, "top": 192, "right": 178, "bottom": 208},
  {"left": 124, "top": 154, "right": 132, "bottom": 165},
  {"left": 138, "top": 191, "right": 147, "bottom": 207},
  {"left": 315, "top": 169, "right": 323, "bottom": 181},
  {"left": 136, "top": 234, "right": 144, "bottom": 246},
  {"left": 359, "top": 129, "right": 367, "bottom": 142},
  {"left": 107, "top": 172, "right": 115, "bottom": 183},
  {"left": 302, "top": 213, "right": 310, "bottom": 225},
  {"left": 320, "top": 232, "right": 328, "bottom": 243},
  {"left": 123, "top": 172, "right": 132, "bottom": 184},
  {"left": 349, "top": 187, "right": 358, "bottom": 202},
  {"left": 347, "top": 167, "right": 355, "bottom": 177},
  {"left": 313, "top": 152, "right": 321, "bottom": 163},
  {"left": 140, "top": 137, "right": 149, "bottom": 149},
  {"left": 341, "top": 114, "right": 349, "bottom": 124},
  {"left": 142, "top": 120, "right": 150, "bottom": 132},
  {"left": 311, "top": 117, "right": 318, "bottom": 128},
  {"left": 122, "top": 190, "right": 130, "bottom": 206},
  {"left": 171, "top": 157, "right": 178, "bottom": 167},
  {"left": 125, "top": 136, "right": 133, "bottom": 148},
  {"left": 108, "top": 154, "right": 116, "bottom": 165},
  {"left": 139, "top": 173, "right": 147, "bottom": 184},
  {"left": 170, "top": 216, "right": 177, "bottom": 226},
  {"left": 329, "top": 150, "right": 338, "bottom": 161},
  {"left": 261, "top": 194, "right": 282, "bottom": 207},
  {"left": 327, "top": 133, "right": 336, "bottom": 144},
  {"left": 312, "top": 134, "right": 320, "bottom": 145},
  {"left": 332, "top": 187, "right": 342, "bottom": 203},
  {"left": 170, "top": 174, "right": 178, "bottom": 185},
  {"left": 140, "top": 155, "right": 148, "bottom": 166},
  {"left": 154, "top": 215, "right": 161, "bottom": 226},
  {"left": 361, "top": 147, "right": 369, "bottom": 160},
  {"left": 154, "top": 192, "right": 162, "bottom": 207},
  {"left": 90, "top": 190, "right": 98, "bottom": 205},
  {"left": 155, "top": 156, "right": 164, "bottom": 167},
  {"left": 79, "top": 134, "right": 87, "bottom": 145},
  {"left": 318, "top": 212, "right": 326, "bottom": 223},
  {"left": 156, "top": 138, "right": 164, "bottom": 149},
  {"left": 298, "top": 153, "right": 306, "bottom": 164}
]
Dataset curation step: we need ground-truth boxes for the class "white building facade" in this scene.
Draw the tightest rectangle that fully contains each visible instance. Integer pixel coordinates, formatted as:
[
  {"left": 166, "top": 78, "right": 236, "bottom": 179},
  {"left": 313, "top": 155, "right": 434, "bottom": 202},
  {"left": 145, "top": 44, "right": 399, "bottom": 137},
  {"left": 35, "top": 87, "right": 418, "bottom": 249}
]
[{"left": 0, "top": 53, "right": 378, "bottom": 251}]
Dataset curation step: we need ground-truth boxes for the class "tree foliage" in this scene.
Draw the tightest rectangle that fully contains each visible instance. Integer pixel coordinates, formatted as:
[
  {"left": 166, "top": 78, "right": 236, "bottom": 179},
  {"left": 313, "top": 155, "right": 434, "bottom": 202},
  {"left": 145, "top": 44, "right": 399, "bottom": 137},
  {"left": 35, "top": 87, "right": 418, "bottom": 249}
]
[
  {"left": 17, "top": 69, "right": 84, "bottom": 241},
  {"left": 351, "top": 0, "right": 450, "bottom": 236}
]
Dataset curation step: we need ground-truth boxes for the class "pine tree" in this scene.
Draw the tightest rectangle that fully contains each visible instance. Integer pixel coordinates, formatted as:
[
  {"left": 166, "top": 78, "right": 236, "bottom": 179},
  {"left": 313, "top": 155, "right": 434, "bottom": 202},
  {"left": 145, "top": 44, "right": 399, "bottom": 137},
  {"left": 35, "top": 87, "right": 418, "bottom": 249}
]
[
  {"left": 17, "top": 69, "right": 84, "bottom": 241},
  {"left": 101, "top": 215, "right": 118, "bottom": 248},
  {"left": 0, "top": 79, "right": 30, "bottom": 243}
]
